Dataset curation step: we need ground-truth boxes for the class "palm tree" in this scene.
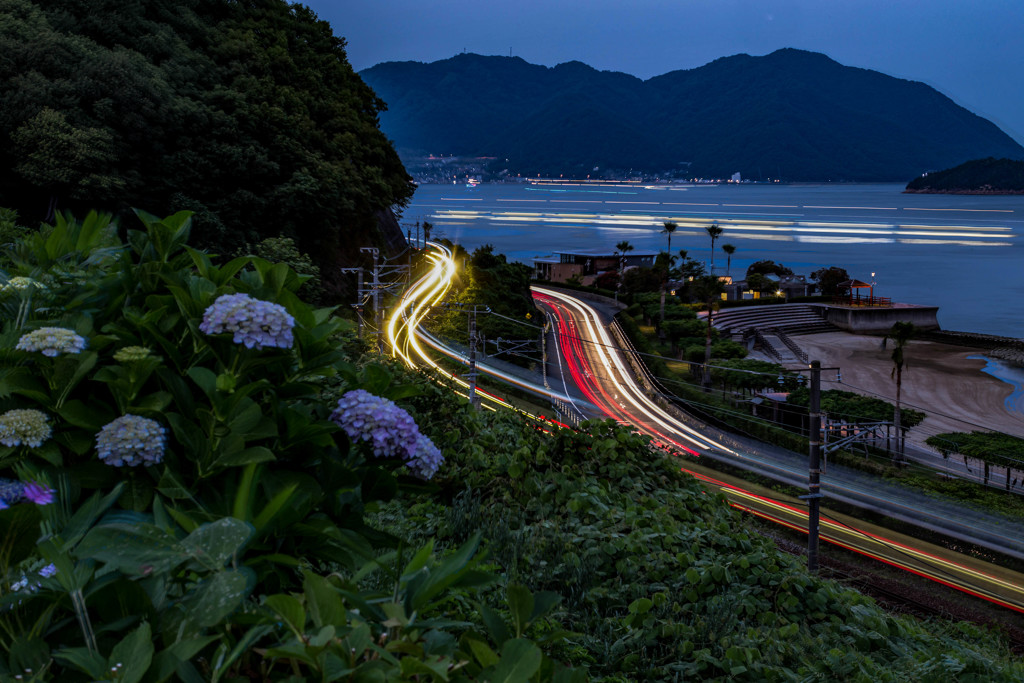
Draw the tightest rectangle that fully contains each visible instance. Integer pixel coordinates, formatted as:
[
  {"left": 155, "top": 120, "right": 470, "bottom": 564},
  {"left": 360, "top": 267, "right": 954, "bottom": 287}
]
[
  {"left": 422, "top": 221, "right": 433, "bottom": 245},
  {"left": 662, "top": 221, "right": 678, "bottom": 256},
  {"left": 615, "top": 239, "right": 633, "bottom": 279},
  {"left": 705, "top": 223, "right": 724, "bottom": 274},
  {"left": 692, "top": 275, "right": 725, "bottom": 390},
  {"left": 885, "top": 321, "right": 915, "bottom": 461},
  {"left": 722, "top": 243, "right": 736, "bottom": 277}
]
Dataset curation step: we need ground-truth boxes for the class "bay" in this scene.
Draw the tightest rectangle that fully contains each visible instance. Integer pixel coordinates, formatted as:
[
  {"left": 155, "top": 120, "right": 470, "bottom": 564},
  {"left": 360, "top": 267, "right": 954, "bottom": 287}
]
[{"left": 404, "top": 181, "right": 1024, "bottom": 337}]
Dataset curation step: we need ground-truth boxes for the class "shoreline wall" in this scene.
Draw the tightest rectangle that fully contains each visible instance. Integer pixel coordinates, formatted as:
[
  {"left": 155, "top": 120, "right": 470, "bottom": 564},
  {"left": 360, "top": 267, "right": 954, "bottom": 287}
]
[{"left": 813, "top": 304, "right": 940, "bottom": 334}]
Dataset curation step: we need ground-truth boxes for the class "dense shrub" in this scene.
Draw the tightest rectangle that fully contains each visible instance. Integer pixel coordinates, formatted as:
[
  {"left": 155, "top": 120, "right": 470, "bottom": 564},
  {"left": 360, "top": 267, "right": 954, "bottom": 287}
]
[{"left": 0, "top": 211, "right": 578, "bottom": 681}]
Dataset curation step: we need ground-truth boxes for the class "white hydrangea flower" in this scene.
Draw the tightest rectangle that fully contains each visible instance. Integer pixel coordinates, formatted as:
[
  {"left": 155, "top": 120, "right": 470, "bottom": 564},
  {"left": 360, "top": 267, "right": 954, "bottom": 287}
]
[
  {"left": 0, "top": 409, "right": 52, "bottom": 447},
  {"left": 199, "top": 293, "right": 295, "bottom": 350},
  {"left": 96, "top": 415, "right": 167, "bottom": 467},
  {"left": 15, "top": 327, "right": 87, "bottom": 357}
]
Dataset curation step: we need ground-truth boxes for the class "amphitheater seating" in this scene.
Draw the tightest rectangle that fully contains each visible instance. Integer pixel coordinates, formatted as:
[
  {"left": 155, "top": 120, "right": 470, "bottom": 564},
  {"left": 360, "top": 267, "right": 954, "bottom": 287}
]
[{"left": 711, "top": 304, "right": 838, "bottom": 338}]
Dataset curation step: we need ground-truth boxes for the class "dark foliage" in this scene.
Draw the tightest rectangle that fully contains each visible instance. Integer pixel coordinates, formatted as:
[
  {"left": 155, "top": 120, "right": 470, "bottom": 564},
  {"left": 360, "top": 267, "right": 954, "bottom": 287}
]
[
  {"left": 810, "top": 266, "right": 850, "bottom": 295},
  {"left": 905, "top": 157, "right": 1024, "bottom": 193},
  {"left": 787, "top": 388, "right": 925, "bottom": 428},
  {"left": 0, "top": 0, "right": 413, "bottom": 285},
  {"left": 361, "top": 50, "right": 1024, "bottom": 181},
  {"left": 746, "top": 259, "right": 793, "bottom": 278}
]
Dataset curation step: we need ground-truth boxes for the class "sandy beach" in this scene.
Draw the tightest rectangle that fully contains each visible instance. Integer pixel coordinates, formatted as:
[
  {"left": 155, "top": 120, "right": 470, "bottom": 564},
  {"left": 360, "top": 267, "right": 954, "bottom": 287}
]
[{"left": 789, "top": 332, "right": 1024, "bottom": 444}]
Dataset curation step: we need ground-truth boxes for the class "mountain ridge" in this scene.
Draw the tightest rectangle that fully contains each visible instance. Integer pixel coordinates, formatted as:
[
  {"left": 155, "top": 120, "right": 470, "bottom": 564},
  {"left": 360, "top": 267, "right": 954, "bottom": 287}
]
[{"left": 361, "top": 49, "right": 1024, "bottom": 181}]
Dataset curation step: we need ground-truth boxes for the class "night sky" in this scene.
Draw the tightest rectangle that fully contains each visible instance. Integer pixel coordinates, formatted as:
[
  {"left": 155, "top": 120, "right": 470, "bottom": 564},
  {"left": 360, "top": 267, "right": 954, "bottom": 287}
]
[{"left": 306, "top": 0, "right": 1024, "bottom": 145}]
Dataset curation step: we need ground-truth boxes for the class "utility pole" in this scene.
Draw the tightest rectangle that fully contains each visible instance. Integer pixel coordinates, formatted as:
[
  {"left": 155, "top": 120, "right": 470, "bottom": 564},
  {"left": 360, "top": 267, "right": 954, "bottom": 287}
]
[
  {"left": 441, "top": 302, "right": 494, "bottom": 409},
  {"left": 342, "top": 248, "right": 410, "bottom": 356},
  {"left": 356, "top": 269, "right": 364, "bottom": 339},
  {"left": 793, "top": 360, "right": 839, "bottom": 573},
  {"left": 540, "top": 319, "right": 549, "bottom": 390},
  {"left": 363, "top": 248, "right": 383, "bottom": 354},
  {"left": 339, "top": 266, "right": 366, "bottom": 339},
  {"left": 807, "top": 360, "right": 822, "bottom": 573},
  {"left": 467, "top": 306, "right": 479, "bottom": 409}
]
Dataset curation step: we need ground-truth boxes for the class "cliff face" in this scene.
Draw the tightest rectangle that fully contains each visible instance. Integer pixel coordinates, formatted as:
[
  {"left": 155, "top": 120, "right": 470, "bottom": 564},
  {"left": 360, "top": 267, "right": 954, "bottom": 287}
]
[
  {"left": 905, "top": 157, "right": 1024, "bottom": 194},
  {"left": 361, "top": 50, "right": 1024, "bottom": 182}
]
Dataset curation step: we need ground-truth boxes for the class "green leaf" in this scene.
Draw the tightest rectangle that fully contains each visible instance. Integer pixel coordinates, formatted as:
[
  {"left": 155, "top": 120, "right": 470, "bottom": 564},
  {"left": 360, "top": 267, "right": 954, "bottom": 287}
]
[
  {"left": 213, "top": 446, "right": 275, "bottom": 469},
  {"left": 150, "top": 636, "right": 219, "bottom": 683},
  {"left": 490, "top": 639, "right": 542, "bottom": 683},
  {"left": 628, "top": 597, "right": 653, "bottom": 615},
  {"left": 181, "top": 518, "right": 253, "bottom": 570},
  {"left": 265, "top": 594, "right": 307, "bottom": 638},
  {"left": 400, "top": 539, "right": 435, "bottom": 580},
  {"left": 53, "top": 647, "right": 108, "bottom": 679},
  {"left": 530, "top": 591, "right": 561, "bottom": 622},
  {"left": 77, "top": 521, "right": 184, "bottom": 575},
  {"left": 252, "top": 482, "right": 299, "bottom": 532},
  {"left": 57, "top": 398, "right": 111, "bottom": 430},
  {"left": 477, "top": 603, "right": 509, "bottom": 645},
  {"left": 303, "top": 570, "right": 346, "bottom": 629},
  {"left": 210, "top": 625, "right": 274, "bottom": 683},
  {"left": 56, "top": 483, "right": 124, "bottom": 546},
  {"left": 507, "top": 585, "right": 534, "bottom": 638},
  {"left": 187, "top": 367, "right": 218, "bottom": 397},
  {"left": 360, "top": 364, "right": 392, "bottom": 395},
  {"left": 467, "top": 637, "right": 499, "bottom": 669},
  {"left": 185, "top": 569, "right": 252, "bottom": 629},
  {"left": 108, "top": 621, "right": 154, "bottom": 683}
]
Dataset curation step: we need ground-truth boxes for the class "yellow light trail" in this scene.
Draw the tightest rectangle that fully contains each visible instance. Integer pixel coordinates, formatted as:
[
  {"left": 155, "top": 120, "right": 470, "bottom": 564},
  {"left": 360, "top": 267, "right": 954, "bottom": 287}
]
[{"left": 386, "top": 243, "right": 575, "bottom": 419}]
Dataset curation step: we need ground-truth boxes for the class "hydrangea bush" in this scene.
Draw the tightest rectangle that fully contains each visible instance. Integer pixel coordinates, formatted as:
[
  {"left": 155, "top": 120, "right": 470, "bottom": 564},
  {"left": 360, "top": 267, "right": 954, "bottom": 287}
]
[{"left": 0, "top": 210, "right": 542, "bottom": 683}]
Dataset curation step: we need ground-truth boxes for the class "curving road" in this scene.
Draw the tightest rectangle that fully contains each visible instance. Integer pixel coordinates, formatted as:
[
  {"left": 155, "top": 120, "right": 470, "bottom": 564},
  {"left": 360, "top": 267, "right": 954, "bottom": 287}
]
[
  {"left": 533, "top": 286, "right": 1024, "bottom": 613},
  {"left": 386, "top": 244, "right": 1024, "bottom": 613}
]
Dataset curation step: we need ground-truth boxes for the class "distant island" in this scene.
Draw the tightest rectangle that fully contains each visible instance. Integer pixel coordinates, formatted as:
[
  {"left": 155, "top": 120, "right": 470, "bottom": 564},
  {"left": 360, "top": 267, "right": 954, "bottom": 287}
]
[
  {"left": 905, "top": 157, "right": 1024, "bottom": 194},
  {"left": 361, "top": 49, "right": 1024, "bottom": 182}
]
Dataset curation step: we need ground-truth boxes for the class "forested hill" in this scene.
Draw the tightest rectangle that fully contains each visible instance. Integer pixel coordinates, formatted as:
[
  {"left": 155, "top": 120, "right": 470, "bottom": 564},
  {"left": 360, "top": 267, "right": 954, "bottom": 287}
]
[
  {"left": 0, "top": 0, "right": 412, "bottom": 291},
  {"left": 905, "top": 157, "right": 1024, "bottom": 194},
  {"left": 361, "top": 49, "right": 1024, "bottom": 182}
]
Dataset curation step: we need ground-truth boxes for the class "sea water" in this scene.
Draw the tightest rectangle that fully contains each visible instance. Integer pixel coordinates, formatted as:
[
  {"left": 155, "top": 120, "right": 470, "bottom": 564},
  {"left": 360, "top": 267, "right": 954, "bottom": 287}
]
[
  {"left": 969, "top": 355, "right": 1024, "bottom": 414},
  {"left": 404, "top": 182, "right": 1024, "bottom": 337}
]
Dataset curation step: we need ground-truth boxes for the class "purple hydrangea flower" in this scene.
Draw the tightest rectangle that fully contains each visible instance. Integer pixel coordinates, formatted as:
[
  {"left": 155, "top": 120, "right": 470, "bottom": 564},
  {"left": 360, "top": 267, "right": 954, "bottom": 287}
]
[
  {"left": 96, "top": 415, "right": 167, "bottom": 467},
  {"left": 0, "top": 479, "right": 53, "bottom": 508},
  {"left": 330, "top": 390, "right": 444, "bottom": 480},
  {"left": 199, "top": 293, "right": 295, "bottom": 350},
  {"left": 15, "top": 327, "right": 87, "bottom": 357},
  {"left": 22, "top": 481, "right": 54, "bottom": 505}
]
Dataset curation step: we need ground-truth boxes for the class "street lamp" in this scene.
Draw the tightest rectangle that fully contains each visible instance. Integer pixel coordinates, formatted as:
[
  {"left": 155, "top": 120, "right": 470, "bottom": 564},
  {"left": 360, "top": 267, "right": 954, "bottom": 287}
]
[{"left": 870, "top": 272, "right": 876, "bottom": 304}]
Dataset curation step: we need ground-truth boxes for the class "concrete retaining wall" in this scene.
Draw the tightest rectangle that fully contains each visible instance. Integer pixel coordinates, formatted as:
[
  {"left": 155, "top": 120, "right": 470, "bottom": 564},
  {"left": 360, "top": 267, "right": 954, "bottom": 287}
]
[{"left": 812, "top": 304, "right": 940, "bottom": 334}]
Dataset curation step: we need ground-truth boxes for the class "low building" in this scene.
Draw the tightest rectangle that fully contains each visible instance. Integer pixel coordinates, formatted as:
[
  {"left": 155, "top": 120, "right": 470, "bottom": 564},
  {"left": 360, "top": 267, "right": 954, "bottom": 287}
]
[
  {"left": 533, "top": 249, "right": 657, "bottom": 284},
  {"left": 723, "top": 274, "right": 815, "bottom": 300}
]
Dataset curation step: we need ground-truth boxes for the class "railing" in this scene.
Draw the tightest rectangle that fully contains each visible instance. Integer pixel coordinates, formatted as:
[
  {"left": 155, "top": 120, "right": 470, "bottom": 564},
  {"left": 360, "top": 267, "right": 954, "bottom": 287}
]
[
  {"left": 832, "top": 294, "right": 892, "bottom": 307},
  {"left": 753, "top": 329, "right": 785, "bottom": 363},
  {"left": 774, "top": 328, "right": 809, "bottom": 364}
]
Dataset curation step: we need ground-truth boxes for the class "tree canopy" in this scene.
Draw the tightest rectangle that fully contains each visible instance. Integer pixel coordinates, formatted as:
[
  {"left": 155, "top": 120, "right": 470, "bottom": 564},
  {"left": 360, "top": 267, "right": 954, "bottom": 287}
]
[
  {"left": 746, "top": 259, "right": 793, "bottom": 278},
  {"left": 0, "top": 0, "right": 412, "bottom": 273},
  {"left": 810, "top": 266, "right": 851, "bottom": 295}
]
